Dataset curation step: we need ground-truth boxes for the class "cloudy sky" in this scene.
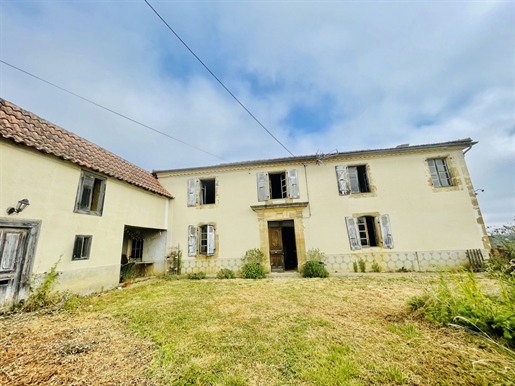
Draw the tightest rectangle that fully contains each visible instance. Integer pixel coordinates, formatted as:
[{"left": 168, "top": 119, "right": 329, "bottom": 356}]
[{"left": 0, "top": 0, "right": 513, "bottom": 227}]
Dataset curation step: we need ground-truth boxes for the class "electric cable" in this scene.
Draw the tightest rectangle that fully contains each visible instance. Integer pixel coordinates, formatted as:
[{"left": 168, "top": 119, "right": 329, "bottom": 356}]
[
  {"left": 144, "top": 0, "right": 295, "bottom": 157},
  {"left": 0, "top": 60, "right": 230, "bottom": 162}
]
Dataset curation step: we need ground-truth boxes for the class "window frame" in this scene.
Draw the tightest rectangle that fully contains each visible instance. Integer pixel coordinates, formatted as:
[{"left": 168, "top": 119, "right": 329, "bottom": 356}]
[
  {"left": 72, "top": 235, "right": 92, "bottom": 260},
  {"left": 427, "top": 158, "right": 452, "bottom": 187},
  {"left": 74, "top": 171, "right": 107, "bottom": 216},
  {"left": 256, "top": 169, "right": 300, "bottom": 201},
  {"left": 188, "top": 224, "right": 216, "bottom": 257}
]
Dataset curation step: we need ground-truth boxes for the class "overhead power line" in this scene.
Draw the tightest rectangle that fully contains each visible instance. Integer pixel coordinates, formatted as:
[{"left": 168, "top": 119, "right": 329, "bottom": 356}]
[
  {"left": 0, "top": 60, "right": 229, "bottom": 162},
  {"left": 144, "top": 0, "right": 295, "bottom": 157}
]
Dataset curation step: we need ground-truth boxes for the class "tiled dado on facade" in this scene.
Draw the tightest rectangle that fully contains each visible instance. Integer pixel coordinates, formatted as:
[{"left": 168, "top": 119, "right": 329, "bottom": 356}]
[{"left": 181, "top": 249, "right": 488, "bottom": 274}]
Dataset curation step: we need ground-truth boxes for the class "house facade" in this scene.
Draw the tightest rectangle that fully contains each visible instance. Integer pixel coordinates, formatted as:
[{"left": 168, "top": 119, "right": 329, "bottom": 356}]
[
  {"left": 0, "top": 98, "right": 490, "bottom": 307},
  {"left": 0, "top": 98, "right": 173, "bottom": 308},
  {"left": 155, "top": 139, "right": 489, "bottom": 274}
]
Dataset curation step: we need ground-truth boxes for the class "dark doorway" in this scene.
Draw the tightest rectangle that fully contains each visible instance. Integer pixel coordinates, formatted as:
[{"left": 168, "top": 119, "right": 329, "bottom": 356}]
[{"left": 268, "top": 220, "right": 297, "bottom": 272}]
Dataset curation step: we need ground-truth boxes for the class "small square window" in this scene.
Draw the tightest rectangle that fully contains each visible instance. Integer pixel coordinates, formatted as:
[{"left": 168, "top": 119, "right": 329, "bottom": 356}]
[
  {"left": 75, "top": 171, "right": 106, "bottom": 215},
  {"left": 73, "top": 235, "right": 92, "bottom": 260},
  {"left": 427, "top": 159, "right": 452, "bottom": 187}
]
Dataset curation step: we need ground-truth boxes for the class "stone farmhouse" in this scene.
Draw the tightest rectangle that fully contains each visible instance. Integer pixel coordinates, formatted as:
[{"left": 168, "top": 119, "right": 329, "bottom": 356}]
[{"left": 0, "top": 98, "right": 489, "bottom": 307}]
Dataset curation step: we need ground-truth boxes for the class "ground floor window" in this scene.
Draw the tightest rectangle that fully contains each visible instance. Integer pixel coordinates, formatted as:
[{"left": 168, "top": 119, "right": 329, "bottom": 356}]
[
  {"left": 346, "top": 214, "right": 394, "bottom": 250},
  {"left": 357, "top": 216, "right": 378, "bottom": 247},
  {"left": 73, "top": 235, "right": 92, "bottom": 260},
  {"left": 131, "top": 238, "right": 144, "bottom": 260}
]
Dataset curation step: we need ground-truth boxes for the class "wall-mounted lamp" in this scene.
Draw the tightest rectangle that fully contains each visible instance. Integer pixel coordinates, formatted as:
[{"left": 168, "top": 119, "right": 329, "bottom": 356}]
[
  {"left": 6, "top": 199, "right": 30, "bottom": 215},
  {"left": 474, "top": 189, "right": 485, "bottom": 195}
]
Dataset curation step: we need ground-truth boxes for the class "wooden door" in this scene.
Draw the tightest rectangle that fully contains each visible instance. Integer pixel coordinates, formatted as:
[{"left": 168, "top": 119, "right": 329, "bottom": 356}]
[
  {"left": 0, "top": 228, "right": 28, "bottom": 308},
  {"left": 268, "top": 227, "right": 284, "bottom": 271}
]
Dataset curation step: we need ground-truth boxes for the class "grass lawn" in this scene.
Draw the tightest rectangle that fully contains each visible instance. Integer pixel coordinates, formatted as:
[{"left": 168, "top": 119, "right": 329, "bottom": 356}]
[{"left": 1, "top": 274, "right": 513, "bottom": 385}]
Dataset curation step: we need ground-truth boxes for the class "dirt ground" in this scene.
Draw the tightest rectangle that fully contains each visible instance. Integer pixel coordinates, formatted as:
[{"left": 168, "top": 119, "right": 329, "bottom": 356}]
[{"left": 0, "top": 311, "right": 156, "bottom": 386}]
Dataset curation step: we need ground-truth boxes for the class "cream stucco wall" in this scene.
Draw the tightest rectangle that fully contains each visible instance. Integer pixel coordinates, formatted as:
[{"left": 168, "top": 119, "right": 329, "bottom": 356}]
[
  {"left": 0, "top": 140, "right": 169, "bottom": 294},
  {"left": 158, "top": 146, "right": 488, "bottom": 274}
]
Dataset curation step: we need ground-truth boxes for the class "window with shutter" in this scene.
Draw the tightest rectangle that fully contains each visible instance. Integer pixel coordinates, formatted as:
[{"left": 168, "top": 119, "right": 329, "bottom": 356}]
[
  {"left": 198, "top": 224, "right": 216, "bottom": 256},
  {"left": 336, "top": 165, "right": 369, "bottom": 195},
  {"left": 74, "top": 171, "right": 106, "bottom": 215}
]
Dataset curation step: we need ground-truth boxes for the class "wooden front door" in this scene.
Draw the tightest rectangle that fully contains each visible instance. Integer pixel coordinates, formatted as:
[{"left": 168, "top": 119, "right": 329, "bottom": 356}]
[
  {"left": 268, "top": 227, "right": 284, "bottom": 271},
  {"left": 0, "top": 228, "right": 28, "bottom": 308}
]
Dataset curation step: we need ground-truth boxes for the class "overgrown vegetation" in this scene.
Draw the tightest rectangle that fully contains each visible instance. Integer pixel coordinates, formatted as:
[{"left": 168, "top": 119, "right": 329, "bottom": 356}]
[
  {"left": 358, "top": 258, "right": 366, "bottom": 273},
  {"left": 12, "top": 260, "right": 80, "bottom": 313},
  {"left": 167, "top": 244, "right": 183, "bottom": 275},
  {"left": 301, "top": 248, "right": 329, "bottom": 278},
  {"left": 241, "top": 248, "right": 266, "bottom": 279},
  {"left": 409, "top": 224, "right": 515, "bottom": 353},
  {"left": 216, "top": 268, "right": 235, "bottom": 279},
  {"left": 371, "top": 260, "right": 382, "bottom": 273},
  {"left": 353, "top": 261, "right": 358, "bottom": 273}
]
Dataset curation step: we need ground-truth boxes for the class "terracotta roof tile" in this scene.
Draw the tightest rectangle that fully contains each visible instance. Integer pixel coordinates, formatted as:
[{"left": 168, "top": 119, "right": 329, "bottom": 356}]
[{"left": 0, "top": 98, "right": 173, "bottom": 198}]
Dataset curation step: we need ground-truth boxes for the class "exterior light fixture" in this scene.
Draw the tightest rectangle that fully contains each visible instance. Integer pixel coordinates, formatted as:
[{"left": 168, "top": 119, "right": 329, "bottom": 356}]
[
  {"left": 6, "top": 199, "right": 30, "bottom": 215},
  {"left": 474, "top": 189, "right": 485, "bottom": 195}
]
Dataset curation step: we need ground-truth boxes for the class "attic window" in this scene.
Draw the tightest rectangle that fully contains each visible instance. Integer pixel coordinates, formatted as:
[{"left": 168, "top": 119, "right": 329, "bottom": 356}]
[{"left": 74, "top": 171, "right": 106, "bottom": 216}]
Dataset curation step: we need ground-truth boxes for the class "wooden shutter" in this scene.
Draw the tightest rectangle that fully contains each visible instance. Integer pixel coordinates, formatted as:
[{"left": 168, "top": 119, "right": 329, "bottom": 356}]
[
  {"left": 287, "top": 169, "right": 300, "bottom": 199},
  {"left": 95, "top": 179, "right": 107, "bottom": 214},
  {"left": 188, "top": 225, "right": 197, "bottom": 256},
  {"left": 187, "top": 178, "right": 197, "bottom": 207},
  {"left": 256, "top": 172, "right": 269, "bottom": 201},
  {"left": 78, "top": 174, "right": 94, "bottom": 210},
  {"left": 335, "top": 166, "right": 350, "bottom": 195},
  {"left": 206, "top": 225, "right": 215, "bottom": 256},
  {"left": 345, "top": 217, "right": 362, "bottom": 250},
  {"left": 379, "top": 214, "right": 394, "bottom": 249}
]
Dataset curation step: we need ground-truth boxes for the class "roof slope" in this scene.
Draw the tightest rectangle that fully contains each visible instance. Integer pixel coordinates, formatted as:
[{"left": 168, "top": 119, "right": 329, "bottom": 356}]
[
  {"left": 0, "top": 98, "right": 173, "bottom": 198},
  {"left": 154, "top": 138, "right": 476, "bottom": 174}
]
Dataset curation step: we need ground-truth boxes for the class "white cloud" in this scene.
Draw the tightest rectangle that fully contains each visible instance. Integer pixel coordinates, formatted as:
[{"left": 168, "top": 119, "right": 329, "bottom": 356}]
[{"left": 0, "top": 0, "right": 513, "bottom": 226}]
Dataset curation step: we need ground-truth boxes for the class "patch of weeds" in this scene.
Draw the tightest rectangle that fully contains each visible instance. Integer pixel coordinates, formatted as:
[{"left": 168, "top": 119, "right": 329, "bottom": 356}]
[
  {"left": 371, "top": 260, "right": 382, "bottom": 272},
  {"left": 216, "top": 268, "right": 235, "bottom": 279},
  {"left": 167, "top": 244, "right": 183, "bottom": 275},
  {"left": 187, "top": 272, "right": 206, "bottom": 280},
  {"left": 409, "top": 270, "right": 515, "bottom": 348},
  {"left": 358, "top": 258, "right": 366, "bottom": 273},
  {"left": 396, "top": 266, "right": 410, "bottom": 272},
  {"left": 353, "top": 261, "right": 358, "bottom": 273}
]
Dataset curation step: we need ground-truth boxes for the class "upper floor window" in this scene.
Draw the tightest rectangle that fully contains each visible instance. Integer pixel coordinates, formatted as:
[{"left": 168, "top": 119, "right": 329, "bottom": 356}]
[
  {"left": 74, "top": 171, "right": 106, "bottom": 216},
  {"left": 256, "top": 169, "right": 300, "bottom": 201},
  {"left": 335, "top": 165, "right": 370, "bottom": 195},
  {"left": 187, "top": 178, "right": 217, "bottom": 207},
  {"left": 427, "top": 158, "right": 452, "bottom": 187}
]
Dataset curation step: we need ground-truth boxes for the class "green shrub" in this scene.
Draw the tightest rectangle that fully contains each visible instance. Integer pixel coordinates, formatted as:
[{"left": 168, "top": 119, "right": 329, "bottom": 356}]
[
  {"left": 241, "top": 263, "right": 266, "bottom": 279},
  {"left": 187, "top": 271, "right": 206, "bottom": 280},
  {"left": 216, "top": 268, "right": 235, "bottom": 279},
  {"left": 396, "top": 267, "right": 409, "bottom": 273},
  {"left": 409, "top": 270, "right": 515, "bottom": 348},
  {"left": 301, "top": 260, "right": 329, "bottom": 278},
  {"left": 371, "top": 261, "right": 382, "bottom": 273},
  {"left": 353, "top": 261, "right": 358, "bottom": 273},
  {"left": 358, "top": 258, "right": 366, "bottom": 273}
]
